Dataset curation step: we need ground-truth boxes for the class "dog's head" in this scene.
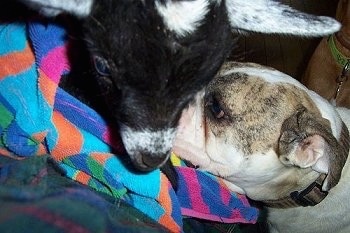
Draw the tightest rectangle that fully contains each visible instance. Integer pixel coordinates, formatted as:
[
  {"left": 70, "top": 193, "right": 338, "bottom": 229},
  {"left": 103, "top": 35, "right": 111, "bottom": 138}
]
[
  {"left": 174, "top": 62, "right": 350, "bottom": 202},
  {"left": 19, "top": 0, "right": 341, "bottom": 171}
]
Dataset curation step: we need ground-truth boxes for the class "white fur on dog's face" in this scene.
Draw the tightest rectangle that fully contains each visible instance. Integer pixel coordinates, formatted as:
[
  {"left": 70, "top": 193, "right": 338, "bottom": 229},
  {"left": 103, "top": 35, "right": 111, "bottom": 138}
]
[{"left": 174, "top": 62, "right": 345, "bottom": 200}]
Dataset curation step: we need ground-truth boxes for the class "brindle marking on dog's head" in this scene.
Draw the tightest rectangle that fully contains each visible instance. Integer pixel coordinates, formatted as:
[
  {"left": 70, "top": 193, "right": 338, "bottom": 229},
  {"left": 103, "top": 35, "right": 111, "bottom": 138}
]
[{"left": 205, "top": 66, "right": 321, "bottom": 156}]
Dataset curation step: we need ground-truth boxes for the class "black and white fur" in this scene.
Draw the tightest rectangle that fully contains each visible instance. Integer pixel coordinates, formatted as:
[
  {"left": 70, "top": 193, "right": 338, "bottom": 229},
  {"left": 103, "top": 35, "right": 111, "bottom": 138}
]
[{"left": 18, "top": 0, "right": 341, "bottom": 172}]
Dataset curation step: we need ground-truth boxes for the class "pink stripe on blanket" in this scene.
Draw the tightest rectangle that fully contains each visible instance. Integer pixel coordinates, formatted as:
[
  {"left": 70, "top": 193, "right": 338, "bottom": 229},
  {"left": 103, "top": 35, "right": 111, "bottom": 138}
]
[
  {"left": 219, "top": 179, "right": 232, "bottom": 206},
  {"left": 40, "top": 46, "right": 70, "bottom": 83},
  {"left": 181, "top": 208, "right": 255, "bottom": 224},
  {"left": 233, "top": 209, "right": 257, "bottom": 223},
  {"left": 102, "top": 130, "right": 125, "bottom": 155},
  {"left": 181, "top": 169, "right": 210, "bottom": 213},
  {"left": 218, "top": 179, "right": 252, "bottom": 207}
]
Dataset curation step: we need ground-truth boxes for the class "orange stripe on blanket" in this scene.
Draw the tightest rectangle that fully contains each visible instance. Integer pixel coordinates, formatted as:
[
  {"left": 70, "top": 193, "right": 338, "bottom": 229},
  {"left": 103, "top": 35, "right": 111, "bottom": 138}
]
[
  {"left": 0, "top": 148, "right": 27, "bottom": 160},
  {"left": 51, "top": 111, "right": 83, "bottom": 161},
  {"left": 74, "top": 171, "right": 91, "bottom": 185},
  {"left": 90, "top": 152, "right": 113, "bottom": 166},
  {"left": 158, "top": 174, "right": 181, "bottom": 233},
  {"left": 38, "top": 70, "right": 58, "bottom": 106},
  {"left": 32, "top": 131, "right": 49, "bottom": 155},
  {"left": 0, "top": 43, "right": 34, "bottom": 79}
]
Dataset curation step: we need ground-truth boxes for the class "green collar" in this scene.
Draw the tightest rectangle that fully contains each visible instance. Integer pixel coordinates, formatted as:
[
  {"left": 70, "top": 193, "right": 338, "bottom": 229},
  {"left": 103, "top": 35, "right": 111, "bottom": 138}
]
[{"left": 328, "top": 34, "right": 350, "bottom": 67}]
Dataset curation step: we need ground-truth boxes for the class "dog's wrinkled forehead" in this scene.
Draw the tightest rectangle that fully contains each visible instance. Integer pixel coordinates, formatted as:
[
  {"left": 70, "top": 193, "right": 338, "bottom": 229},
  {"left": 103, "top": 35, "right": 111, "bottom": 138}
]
[
  {"left": 216, "top": 63, "right": 335, "bottom": 123},
  {"left": 205, "top": 62, "right": 321, "bottom": 155},
  {"left": 211, "top": 62, "right": 311, "bottom": 103}
]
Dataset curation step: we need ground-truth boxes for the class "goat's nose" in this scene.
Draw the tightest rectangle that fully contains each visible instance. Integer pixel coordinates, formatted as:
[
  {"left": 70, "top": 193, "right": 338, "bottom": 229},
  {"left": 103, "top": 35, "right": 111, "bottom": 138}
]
[{"left": 141, "top": 153, "right": 168, "bottom": 170}]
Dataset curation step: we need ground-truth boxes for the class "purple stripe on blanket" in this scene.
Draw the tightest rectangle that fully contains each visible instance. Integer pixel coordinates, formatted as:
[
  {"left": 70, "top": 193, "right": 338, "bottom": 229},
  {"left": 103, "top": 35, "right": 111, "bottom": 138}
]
[
  {"left": 29, "top": 22, "right": 66, "bottom": 64},
  {"left": 54, "top": 89, "right": 125, "bottom": 153},
  {"left": 177, "top": 168, "right": 210, "bottom": 212},
  {"left": 176, "top": 167, "right": 258, "bottom": 224},
  {"left": 54, "top": 89, "right": 108, "bottom": 139}
]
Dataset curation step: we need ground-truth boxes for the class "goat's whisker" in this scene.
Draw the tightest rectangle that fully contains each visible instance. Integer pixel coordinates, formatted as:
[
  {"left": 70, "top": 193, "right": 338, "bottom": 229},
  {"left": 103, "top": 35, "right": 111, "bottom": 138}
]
[{"left": 89, "top": 15, "right": 107, "bottom": 32}]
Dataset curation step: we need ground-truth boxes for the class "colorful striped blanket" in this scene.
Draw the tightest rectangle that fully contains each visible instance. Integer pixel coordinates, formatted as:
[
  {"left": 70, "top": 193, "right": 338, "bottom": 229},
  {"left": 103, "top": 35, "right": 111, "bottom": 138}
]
[{"left": 0, "top": 20, "right": 258, "bottom": 232}]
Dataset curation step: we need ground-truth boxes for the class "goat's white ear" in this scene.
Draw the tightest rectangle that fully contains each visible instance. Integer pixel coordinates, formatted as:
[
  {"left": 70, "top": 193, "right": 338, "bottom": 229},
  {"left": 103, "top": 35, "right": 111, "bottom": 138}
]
[
  {"left": 225, "top": 0, "right": 341, "bottom": 36},
  {"left": 19, "top": 0, "right": 94, "bottom": 17}
]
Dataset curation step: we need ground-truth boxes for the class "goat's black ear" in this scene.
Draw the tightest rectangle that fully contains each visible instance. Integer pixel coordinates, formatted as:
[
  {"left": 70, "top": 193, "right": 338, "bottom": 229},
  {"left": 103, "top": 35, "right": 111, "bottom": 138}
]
[
  {"left": 225, "top": 0, "right": 340, "bottom": 36},
  {"left": 18, "top": 0, "right": 94, "bottom": 17}
]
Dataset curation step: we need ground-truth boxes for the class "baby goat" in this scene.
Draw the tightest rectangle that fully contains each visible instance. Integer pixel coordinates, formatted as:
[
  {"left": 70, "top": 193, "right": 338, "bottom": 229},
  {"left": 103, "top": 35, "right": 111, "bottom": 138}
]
[{"left": 19, "top": 0, "right": 340, "bottom": 171}]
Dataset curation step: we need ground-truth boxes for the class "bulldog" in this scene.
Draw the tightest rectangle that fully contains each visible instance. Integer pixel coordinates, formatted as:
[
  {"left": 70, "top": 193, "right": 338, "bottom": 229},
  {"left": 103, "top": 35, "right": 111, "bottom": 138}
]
[{"left": 173, "top": 62, "right": 350, "bottom": 233}]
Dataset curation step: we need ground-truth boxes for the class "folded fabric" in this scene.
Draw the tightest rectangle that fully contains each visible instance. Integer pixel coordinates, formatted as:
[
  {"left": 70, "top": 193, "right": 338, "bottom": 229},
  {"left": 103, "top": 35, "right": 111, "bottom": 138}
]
[
  {"left": 0, "top": 155, "right": 169, "bottom": 233},
  {"left": 0, "top": 20, "right": 258, "bottom": 232}
]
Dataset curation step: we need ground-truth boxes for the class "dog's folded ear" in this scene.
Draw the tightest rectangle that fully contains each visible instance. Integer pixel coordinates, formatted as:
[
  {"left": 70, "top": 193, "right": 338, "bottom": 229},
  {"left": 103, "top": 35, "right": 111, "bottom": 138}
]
[{"left": 278, "top": 107, "right": 349, "bottom": 191}]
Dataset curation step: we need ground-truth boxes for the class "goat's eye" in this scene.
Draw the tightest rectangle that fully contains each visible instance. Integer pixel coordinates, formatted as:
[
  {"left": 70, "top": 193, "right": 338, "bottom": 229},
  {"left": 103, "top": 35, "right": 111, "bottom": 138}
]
[
  {"left": 207, "top": 96, "right": 225, "bottom": 119},
  {"left": 93, "top": 55, "right": 111, "bottom": 76}
]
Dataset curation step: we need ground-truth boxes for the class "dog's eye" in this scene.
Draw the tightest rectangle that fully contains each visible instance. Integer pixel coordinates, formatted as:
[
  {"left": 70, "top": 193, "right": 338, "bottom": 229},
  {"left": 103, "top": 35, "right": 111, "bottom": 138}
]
[
  {"left": 93, "top": 55, "right": 111, "bottom": 76},
  {"left": 208, "top": 96, "right": 225, "bottom": 119}
]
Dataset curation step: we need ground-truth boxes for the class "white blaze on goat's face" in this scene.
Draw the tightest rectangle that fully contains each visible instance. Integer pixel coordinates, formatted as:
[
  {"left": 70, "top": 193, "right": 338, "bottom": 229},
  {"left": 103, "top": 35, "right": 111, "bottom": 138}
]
[
  {"left": 120, "top": 125, "right": 176, "bottom": 169},
  {"left": 155, "top": 0, "right": 210, "bottom": 37}
]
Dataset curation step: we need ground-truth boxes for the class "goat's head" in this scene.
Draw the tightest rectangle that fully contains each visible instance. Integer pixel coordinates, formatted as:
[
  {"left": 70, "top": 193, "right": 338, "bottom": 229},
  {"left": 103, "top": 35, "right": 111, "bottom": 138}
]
[{"left": 20, "top": 0, "right": 341, "bottom": 171}]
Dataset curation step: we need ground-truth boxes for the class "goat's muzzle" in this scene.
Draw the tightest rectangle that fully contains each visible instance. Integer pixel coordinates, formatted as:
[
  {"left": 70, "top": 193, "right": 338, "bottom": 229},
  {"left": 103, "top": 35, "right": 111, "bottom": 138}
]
[
  {"left": 133, "top": 151, "right": 171, "bottom": 171},
  {"left": 119, "top": 125, "right": 177, "bottom": 170}
]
